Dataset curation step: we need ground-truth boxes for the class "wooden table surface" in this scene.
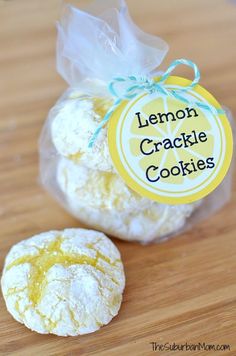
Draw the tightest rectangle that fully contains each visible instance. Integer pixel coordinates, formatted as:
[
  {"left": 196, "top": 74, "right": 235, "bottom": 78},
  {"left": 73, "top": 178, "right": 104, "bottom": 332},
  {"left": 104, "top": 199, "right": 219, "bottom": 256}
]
[{"left": 0, "top": 0, "right": 236, "bottom": 355}]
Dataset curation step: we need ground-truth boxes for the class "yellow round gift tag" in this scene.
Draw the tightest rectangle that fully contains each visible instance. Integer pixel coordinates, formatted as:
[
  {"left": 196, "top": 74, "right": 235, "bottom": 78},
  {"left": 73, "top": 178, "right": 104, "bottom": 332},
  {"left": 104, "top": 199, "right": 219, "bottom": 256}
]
[{"left": 108, "top": 76, "right": 233, "bottom": 204}]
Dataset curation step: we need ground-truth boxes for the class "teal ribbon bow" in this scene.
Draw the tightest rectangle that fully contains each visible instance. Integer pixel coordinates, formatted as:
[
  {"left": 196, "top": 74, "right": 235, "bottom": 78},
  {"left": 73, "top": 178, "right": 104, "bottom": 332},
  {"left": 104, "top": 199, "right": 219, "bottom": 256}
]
[{"left": 88, "top": 58, "right": 224, "bottom": 148}]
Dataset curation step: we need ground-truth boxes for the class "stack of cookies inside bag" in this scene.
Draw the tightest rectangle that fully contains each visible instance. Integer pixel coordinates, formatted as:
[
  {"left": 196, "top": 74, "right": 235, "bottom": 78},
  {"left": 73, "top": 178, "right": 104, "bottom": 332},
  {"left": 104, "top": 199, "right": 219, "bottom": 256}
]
[{"left": 47, "top": 89, "right": 200, "bottom": 243}]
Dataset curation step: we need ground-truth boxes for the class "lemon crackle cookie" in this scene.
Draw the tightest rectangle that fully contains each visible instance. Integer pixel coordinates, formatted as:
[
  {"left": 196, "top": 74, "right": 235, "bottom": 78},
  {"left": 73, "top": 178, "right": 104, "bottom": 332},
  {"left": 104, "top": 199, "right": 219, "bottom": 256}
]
[
  {"left": 1, "top": 228, "right": 125, "bottom": 336},
  {"left": 51, "top": 91, "right": 114, "bottom": 173},
  {"left": 57, "top": 158, "right": 199, "bottom": 243}
]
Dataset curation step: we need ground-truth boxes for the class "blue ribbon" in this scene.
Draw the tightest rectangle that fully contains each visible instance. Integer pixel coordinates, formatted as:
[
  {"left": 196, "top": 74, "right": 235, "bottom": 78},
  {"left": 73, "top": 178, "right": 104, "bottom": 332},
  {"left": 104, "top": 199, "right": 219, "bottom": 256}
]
[{"left": 88, "top": 58, "right": 224, "bottom": 148}]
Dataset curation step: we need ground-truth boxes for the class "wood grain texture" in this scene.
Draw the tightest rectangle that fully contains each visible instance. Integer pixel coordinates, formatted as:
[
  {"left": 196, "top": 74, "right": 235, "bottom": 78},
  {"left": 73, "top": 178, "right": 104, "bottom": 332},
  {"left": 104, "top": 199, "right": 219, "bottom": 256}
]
[{"left": 0, "top": 0, "right": 236, "bottom": 355}]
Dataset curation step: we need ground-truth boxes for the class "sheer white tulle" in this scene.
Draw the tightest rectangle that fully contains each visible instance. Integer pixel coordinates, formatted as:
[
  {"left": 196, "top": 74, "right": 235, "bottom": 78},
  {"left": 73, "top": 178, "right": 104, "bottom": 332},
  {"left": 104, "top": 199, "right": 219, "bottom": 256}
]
[{"left": 56, "top": 0, "right": 169, "bottom": 87}]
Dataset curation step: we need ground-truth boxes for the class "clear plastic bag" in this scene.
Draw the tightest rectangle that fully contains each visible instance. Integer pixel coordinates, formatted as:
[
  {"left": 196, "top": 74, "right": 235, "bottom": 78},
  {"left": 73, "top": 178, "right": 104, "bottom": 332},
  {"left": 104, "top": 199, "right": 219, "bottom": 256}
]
[{"left": 39, "top": 1, "right": 235, "bottom": 244}]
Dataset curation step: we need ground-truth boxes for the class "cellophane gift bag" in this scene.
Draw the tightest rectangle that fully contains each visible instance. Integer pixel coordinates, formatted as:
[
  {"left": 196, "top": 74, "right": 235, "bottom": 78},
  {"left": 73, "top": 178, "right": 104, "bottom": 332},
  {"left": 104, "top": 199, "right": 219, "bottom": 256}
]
[{"left": 39, "top": 0, "right": 235, "bottom": 244}]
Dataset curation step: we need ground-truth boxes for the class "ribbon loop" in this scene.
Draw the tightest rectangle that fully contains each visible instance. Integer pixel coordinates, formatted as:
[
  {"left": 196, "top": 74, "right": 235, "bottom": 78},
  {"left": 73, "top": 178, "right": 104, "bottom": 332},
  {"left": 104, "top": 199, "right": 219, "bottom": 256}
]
[{"left": 158, "top": 58, "right": 201, "bottom": 91}]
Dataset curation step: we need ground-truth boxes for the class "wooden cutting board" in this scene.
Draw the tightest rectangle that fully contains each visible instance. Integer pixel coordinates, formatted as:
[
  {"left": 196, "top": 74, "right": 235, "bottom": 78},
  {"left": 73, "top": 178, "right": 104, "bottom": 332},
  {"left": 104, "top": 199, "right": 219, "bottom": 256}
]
[{"left": 0, "top": 0, "right": 236, "bottom": 355}]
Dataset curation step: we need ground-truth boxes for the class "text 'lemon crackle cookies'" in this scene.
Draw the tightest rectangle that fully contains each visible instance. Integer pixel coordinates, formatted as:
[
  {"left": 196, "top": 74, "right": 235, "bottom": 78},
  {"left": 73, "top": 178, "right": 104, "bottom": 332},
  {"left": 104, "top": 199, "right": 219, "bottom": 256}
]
[
  {"left": 1, "top": 228, "right": 125, "bottom": 336},
  {"left": 39, "top": 0, "right": 234, "bottom": 244}
]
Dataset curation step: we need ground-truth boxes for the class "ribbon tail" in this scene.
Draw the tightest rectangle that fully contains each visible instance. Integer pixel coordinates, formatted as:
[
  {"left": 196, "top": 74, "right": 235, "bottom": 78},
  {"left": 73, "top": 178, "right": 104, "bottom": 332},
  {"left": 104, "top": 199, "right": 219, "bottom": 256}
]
[
  {"left": 170, "top": 90, "right": 225, "bottom": 117},
  {"left": 88, "top": 99, "right": 121, "bottom": 148}
]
